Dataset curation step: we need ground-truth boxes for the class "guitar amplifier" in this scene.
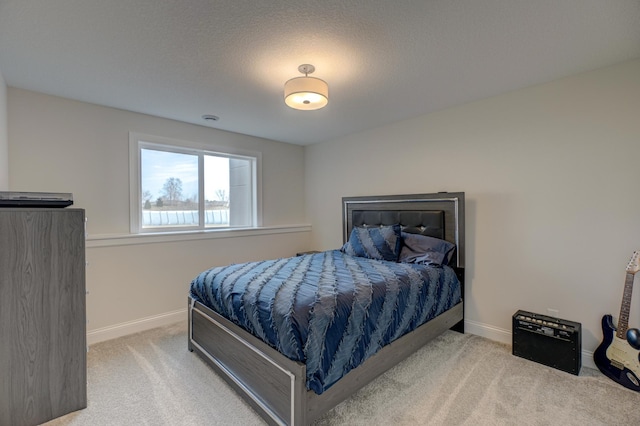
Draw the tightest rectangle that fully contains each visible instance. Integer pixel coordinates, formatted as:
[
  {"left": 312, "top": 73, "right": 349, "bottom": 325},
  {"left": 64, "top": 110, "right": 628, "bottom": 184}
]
[{"left": 512, "top": 310, "right": 581, "bottom": 375}]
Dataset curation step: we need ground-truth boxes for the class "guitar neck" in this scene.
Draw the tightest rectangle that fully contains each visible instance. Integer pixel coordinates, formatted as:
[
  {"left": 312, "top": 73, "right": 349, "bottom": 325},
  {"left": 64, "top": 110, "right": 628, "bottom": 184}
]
[{"left": 616, "top": 272, "right": 635, "bottom": 339}]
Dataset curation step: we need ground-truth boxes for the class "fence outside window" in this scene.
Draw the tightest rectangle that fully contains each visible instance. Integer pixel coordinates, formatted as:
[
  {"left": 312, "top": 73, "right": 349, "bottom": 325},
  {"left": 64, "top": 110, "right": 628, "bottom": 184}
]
[{"left": 142, "top": 209, "right": 229, "bottom": 227}]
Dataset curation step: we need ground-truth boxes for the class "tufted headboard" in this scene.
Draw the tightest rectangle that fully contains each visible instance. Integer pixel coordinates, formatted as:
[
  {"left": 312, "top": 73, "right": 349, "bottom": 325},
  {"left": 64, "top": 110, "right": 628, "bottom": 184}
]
[{"left": 342, "top": 192, "right": 465, "bottom": 269}]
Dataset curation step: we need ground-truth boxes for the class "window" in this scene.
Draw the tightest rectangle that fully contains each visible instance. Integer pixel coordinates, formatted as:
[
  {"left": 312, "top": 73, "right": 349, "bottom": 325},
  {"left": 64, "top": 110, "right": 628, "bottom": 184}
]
[{"left": 129, "top": 133, "right": 261, "bottom": 233}]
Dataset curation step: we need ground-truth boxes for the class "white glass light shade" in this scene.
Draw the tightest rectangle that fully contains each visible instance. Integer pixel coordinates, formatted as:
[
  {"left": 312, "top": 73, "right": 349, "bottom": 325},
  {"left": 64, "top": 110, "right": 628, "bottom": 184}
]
[{"left": 284, "top": 76, "right": 329, "bottom": 110}]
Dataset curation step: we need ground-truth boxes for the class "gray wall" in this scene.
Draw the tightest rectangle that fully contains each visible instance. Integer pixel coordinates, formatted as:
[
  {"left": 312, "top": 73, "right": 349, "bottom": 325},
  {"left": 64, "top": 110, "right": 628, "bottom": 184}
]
[
  {"left": 305, "top": 59, "right": 640, "bottom": 363},
  {"left": 7, "top": 89, "right": 310, "bottom": 342},
  {"left": 8, "top": 59, "right": 640, "bottom": 359}
]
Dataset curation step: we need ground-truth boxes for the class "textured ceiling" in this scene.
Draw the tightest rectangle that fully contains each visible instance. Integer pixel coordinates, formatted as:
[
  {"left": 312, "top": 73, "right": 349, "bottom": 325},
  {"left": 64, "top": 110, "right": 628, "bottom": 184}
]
[{"left": 1, "top": 0, "right": 639, "bottom": 145}]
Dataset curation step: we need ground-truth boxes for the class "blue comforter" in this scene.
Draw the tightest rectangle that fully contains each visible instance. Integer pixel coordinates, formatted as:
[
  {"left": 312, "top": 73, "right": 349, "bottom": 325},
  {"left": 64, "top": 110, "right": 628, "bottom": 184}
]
[{"left": 189, "top": 250, "right": 461, "bottom": 394}]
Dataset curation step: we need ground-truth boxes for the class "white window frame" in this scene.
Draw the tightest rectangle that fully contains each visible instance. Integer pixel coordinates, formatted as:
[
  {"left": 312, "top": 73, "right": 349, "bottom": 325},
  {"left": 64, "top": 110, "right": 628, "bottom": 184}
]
[{"left": 129, "top": 132, "right": 262, "bottom": 234}]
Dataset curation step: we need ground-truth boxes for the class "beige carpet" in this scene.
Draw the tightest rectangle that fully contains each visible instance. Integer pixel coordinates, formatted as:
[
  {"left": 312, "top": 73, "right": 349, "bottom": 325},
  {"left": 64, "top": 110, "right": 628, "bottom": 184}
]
[{"left": 45, "top": 321, "right": 640, "bottom": 426}]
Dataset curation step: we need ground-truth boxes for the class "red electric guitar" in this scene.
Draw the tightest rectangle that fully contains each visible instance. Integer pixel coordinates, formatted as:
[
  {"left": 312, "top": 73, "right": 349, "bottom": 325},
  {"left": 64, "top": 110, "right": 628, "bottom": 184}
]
[{"left": 594, "top": 251, "right": 640, "bottom": 391}]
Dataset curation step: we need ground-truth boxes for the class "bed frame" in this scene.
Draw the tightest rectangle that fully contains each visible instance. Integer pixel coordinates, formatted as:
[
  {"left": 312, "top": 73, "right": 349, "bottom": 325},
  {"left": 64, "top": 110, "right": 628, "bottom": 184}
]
[{"left": 188, "top": 192, "right": 465, "bottom": 425}]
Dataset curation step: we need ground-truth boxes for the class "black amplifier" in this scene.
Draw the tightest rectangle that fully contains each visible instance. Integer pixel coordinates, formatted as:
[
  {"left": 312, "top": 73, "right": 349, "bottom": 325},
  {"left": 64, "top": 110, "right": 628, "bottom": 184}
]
[{"left": 512, "top": 310, "right": 581, "bottom": 375}]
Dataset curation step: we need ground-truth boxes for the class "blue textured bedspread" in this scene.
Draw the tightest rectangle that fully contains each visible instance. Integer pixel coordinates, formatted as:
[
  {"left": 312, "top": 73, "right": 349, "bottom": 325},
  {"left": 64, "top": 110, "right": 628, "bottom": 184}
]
[{"left": 189, "top": 250, "right": 461, "bottom": 394}]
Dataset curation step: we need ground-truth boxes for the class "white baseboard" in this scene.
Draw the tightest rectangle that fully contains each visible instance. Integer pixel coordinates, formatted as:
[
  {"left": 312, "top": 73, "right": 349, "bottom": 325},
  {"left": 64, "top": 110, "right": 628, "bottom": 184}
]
[
  {"left": 465, "top": 319, "right": 512, "bottom": 344},
  {"left": 582, "top": 350, "right": 596, "bottom": 370},
  {"left": 87, "top": 309, "right": 186, "bottom": 346},
  {"left": 86, "top": 311, "right": 597, "bottom": 370},
  {"left": 464, "top": 319, "right": 596, "bottom": 371}
]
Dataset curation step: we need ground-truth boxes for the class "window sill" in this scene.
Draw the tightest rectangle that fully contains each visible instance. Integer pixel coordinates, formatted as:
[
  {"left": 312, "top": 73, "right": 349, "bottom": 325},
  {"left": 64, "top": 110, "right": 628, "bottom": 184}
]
[{"left": 86, "top": 224, "right": 312, "bottom": 248}]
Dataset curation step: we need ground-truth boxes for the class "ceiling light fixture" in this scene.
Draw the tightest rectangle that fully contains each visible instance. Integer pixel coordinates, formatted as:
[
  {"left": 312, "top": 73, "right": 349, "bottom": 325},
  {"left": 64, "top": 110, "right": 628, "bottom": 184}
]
[{"left": 284, "top": 64, "right": 328, "bottom": 111}]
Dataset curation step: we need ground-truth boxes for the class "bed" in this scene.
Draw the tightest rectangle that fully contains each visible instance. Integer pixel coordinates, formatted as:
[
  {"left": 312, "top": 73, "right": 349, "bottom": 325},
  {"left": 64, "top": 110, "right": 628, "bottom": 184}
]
[{"left": 188, "top": 192, "right": 465, "bottom": 425}]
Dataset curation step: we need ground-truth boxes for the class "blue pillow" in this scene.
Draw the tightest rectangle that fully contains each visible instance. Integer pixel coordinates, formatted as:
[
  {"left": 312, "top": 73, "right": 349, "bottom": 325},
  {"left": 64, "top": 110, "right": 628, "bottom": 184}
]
[
  {"left": 341, "top": 224, "right": 402, "bottom": 261},
  {"left": 399, "top": 232, "right": 455, "bottom": 266}
]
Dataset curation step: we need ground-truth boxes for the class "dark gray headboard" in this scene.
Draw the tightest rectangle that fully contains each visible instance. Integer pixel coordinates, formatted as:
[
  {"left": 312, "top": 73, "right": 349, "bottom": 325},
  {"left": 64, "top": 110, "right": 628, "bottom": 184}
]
[{"left": 342, "top": 192, "right": 465, "bottom": 269}]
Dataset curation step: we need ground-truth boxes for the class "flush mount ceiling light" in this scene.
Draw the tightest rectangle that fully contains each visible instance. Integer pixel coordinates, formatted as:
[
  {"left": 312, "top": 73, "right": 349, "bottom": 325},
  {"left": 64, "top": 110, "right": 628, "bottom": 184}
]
[{"left": 284, "top": 64, "right": 328, "bottom": 111}]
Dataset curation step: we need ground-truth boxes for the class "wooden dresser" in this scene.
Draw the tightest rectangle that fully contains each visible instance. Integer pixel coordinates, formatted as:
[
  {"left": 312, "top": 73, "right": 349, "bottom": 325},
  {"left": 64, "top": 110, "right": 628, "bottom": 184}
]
[{"left": 0, "top": 208, "right": 87, "bottom": 426}]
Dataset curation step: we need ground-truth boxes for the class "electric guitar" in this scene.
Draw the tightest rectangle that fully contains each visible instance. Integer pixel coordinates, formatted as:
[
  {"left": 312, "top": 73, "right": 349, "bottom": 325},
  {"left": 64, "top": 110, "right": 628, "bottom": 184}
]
[{"left": 594, "top": 251, "right": 640, "bottom": 391}]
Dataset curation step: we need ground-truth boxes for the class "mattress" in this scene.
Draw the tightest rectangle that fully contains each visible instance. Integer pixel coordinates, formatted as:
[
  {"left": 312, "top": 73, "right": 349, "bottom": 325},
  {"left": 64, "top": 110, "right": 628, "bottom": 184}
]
[{"left": 189, "top": 250, "right": 461, "bottom": 394}]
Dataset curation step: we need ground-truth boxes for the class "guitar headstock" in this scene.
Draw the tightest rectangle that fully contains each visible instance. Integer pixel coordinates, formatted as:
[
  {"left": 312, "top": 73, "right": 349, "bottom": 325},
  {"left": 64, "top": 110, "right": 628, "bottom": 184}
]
[{"left": 626, "top": 251, "right": 640, "bottom": 275}]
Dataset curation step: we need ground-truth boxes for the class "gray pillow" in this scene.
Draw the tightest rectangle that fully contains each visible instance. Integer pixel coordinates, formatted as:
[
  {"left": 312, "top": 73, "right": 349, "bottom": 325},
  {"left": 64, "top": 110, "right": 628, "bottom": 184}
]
[
  {"left": 341, "top": 224, "right": 402, "bottom": 262},
  {"left": 399, "top": 232, "right": 455, "bottom": 266}
]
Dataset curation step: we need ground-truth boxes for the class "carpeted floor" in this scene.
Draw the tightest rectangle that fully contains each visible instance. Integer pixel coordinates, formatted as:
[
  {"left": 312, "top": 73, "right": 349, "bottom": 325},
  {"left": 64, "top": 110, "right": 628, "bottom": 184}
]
[{"left": 45, "top": 321, "right": 640, "bottom": 425}]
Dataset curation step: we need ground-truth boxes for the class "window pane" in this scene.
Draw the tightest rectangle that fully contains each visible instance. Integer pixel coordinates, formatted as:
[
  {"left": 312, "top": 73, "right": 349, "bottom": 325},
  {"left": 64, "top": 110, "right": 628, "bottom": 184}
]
[
  {"left": 141, "top": 148, "right": 198, "bottom": 228},
  {"left": 131, "top": 133, "right": 259, "bottom": 233},
  {"left": 228, "top": 157, "right": 253, "bottom": 227},
  {"left": 204, "top": 155, "right": 229, "bottom": 227}
]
